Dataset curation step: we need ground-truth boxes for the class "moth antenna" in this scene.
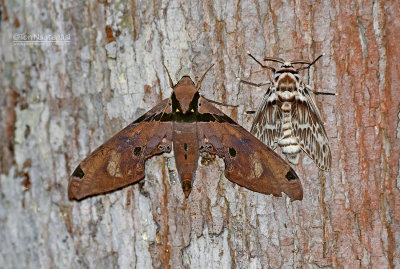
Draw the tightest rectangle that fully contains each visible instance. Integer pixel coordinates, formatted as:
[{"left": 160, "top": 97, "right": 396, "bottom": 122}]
[
  {"left": 247, "top": 52, "right": 275, "bottom": 72},
  {"left": 291, "top": 60, "right": 312, "bottom": 64},
  {"left": 296, "top": 54, "right": 324, "bottom": 72},
  {"left": 162, "top": 62, "right": 175, "bottom": 88},
  {"left": 196, "top": 64, "right": 214, "bottom": 90}
]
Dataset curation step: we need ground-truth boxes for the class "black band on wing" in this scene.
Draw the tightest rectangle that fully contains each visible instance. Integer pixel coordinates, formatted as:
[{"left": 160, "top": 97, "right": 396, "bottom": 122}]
[
  {"left": 155, "top": 111, "right": 238, "bottom": 124},
  {"left": 134, "top": 91, "right": 238, "bottom": 124}
]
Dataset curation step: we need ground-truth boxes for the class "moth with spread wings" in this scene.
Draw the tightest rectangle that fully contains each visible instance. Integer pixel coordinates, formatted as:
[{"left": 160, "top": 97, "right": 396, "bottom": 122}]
[
  {"left": 68, "top": 65, "right": 303, "bottom": 201},
  {"left": 243, "top": 53, "right": 335, "bottom": 171}
]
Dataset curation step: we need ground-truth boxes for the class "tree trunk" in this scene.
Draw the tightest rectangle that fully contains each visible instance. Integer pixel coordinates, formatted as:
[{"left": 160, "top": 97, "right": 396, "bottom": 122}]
[{"left": 0, "top": 0, "right": 398, "bottom": 268}]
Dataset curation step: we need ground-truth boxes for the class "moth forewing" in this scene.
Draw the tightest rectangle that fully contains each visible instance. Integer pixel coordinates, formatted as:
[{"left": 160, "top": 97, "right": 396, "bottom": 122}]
[{"left": 247, "top": 53, "right": 333, "bottom": 171}]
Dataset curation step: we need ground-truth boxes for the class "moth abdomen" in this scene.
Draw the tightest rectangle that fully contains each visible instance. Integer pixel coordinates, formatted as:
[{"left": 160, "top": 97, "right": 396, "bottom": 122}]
[
  {"left": 286, "top": 153, "right": 300, "bottom": 167},
  {"left": 277, "top": 101, "right": 301, "bottom": 165},
  {"left": 181, "top": 174, "right": 193, "bottom": 198}
]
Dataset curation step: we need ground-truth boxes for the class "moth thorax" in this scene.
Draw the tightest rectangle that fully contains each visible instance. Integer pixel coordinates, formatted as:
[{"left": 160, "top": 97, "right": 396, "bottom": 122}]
[{"left": 277, "top": 74, "right": 297, "bottom": 92}]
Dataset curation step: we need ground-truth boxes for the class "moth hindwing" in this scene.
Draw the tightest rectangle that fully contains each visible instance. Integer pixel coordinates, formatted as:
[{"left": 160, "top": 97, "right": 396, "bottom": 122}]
[
  {"left": 68, "top": 66, "right": 303, "bottom": 201},
  {"left": 245, "top": 53, "right": 335, "bottom": 171}
]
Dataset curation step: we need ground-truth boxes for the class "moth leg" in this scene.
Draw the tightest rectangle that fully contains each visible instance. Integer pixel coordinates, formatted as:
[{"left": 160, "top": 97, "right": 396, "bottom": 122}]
[
  {"left": 157, "top": 138, "right": 172, "bottom": 153},
  {"left": 199, "top": 138, "right": 217, "bottom": 155},
  {"left": 305, "top": 85, "right": 336, "bottom": 96},
  {"left": 200, "top": 95, "right": 238, "bottom": 107},
  {"left": 199, "top": 135, "right": 233, "bottom": 171},
  {"left": 239, "top": 79, "right": 271, "bottom": 88},
  {"left": 137, "top": 134, "right": 172, "bottom": 170},
  {"left": 240, "top": 52, "right": 275, "bottom": 88},
  {"left": 239, "top": 80, "right": 270, "bottom": 114}
]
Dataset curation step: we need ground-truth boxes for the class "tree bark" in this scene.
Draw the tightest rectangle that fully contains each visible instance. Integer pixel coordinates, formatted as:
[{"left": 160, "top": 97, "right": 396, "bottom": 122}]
[{"left": 0, "top": 0, "right": 399, "bottom": 268}]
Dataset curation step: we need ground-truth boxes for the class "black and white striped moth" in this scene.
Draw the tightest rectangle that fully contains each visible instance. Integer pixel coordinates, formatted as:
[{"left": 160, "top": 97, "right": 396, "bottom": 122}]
[{"left": 242, "top": 53, "right": 335, "bottom": 171}]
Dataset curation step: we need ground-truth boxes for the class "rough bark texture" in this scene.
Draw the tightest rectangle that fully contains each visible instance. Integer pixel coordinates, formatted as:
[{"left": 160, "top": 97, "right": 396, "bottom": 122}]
[{"left": 0, "top": 0, "right": 399, "bottom": 268}]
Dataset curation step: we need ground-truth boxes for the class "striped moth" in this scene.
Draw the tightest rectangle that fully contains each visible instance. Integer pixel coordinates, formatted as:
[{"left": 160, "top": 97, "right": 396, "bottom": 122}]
[{"left": 242, "top": 53, "right": 335, "bottom": 171}]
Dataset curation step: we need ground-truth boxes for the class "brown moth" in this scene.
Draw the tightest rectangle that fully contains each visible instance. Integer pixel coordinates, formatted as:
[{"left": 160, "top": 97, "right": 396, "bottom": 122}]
[
  {"left": 68, "top": 65, "right": 303, "bottom": 201},
  {"left": 242, "top": 53, "right": 335, "bottom": 171}
]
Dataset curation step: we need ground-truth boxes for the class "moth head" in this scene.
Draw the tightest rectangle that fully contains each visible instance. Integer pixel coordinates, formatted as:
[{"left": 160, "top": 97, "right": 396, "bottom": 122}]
[
  {"left": 263, "top": 54, "right": 324, "bottom": 74},
  {"left": 173, "top": 76, "right": 197, "bottom": 114},
  {"left": 176, "top": 75, "right": 196, "bottom": 86},
  {"left": 276, "top": 63, "right": 298, "bottom": 75},
  {"left": 281, "top": 62, "right": 294, "bottom": 69},
  {"left": 162, "top": 64, "right": 214, "bottom": 114}
]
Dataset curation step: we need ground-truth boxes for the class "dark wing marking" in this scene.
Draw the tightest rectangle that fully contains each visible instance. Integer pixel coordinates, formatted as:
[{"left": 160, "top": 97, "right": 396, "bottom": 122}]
[
  {"left": 291, "top": 85, "right": 331, "bottom": 171},
  {"left": 198, "top": 98, "right": 303, "bottom": 201},
  {"left": 68, "top": 99, "right": 172, "bottom": 200},
  {"left": 133, "top": 99, "right": 172, "bottom": 123},
  {"left": 250, "top": 87, "right": 282, "bottom": 148}
]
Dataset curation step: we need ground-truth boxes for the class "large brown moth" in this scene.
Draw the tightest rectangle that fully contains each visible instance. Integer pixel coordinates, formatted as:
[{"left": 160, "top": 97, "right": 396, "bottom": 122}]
[
  {"left": 242, "top": 53, "right": 335, "bottom": 171},
  {"left": 68, "top": 65, "right": 303, "bottom": 201}
]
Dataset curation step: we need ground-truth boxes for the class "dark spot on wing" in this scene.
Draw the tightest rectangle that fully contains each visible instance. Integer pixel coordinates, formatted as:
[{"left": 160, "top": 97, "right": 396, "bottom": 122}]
[
  {"left": 228, "top": 147, "right": 237, "bottom": 158},
  {"left": 72, "top": 165, "right": 85, "bottom": 179},
  {"left": 285, "top": 168, "right": 297, "bottom": 181},
  {"left": 134, "top": 146, "right": 142, "bottom": 156}
]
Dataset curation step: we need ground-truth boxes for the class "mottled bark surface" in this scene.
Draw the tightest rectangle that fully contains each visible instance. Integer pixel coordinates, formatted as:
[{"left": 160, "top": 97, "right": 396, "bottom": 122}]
[{"left": 0, "top": 0, "right": 398, "bottom": 268}]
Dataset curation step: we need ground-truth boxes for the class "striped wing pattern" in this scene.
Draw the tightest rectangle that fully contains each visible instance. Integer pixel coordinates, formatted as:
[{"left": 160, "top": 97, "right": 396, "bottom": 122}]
[
  {"left": 250, "top": 87, "right": 282, "bottom": 148},
  {"left": 291, "top": 85, "right": 331, "bottom": 170},
  {"left": 250, "top": 84, "right": 331, "bottom": 171}
]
